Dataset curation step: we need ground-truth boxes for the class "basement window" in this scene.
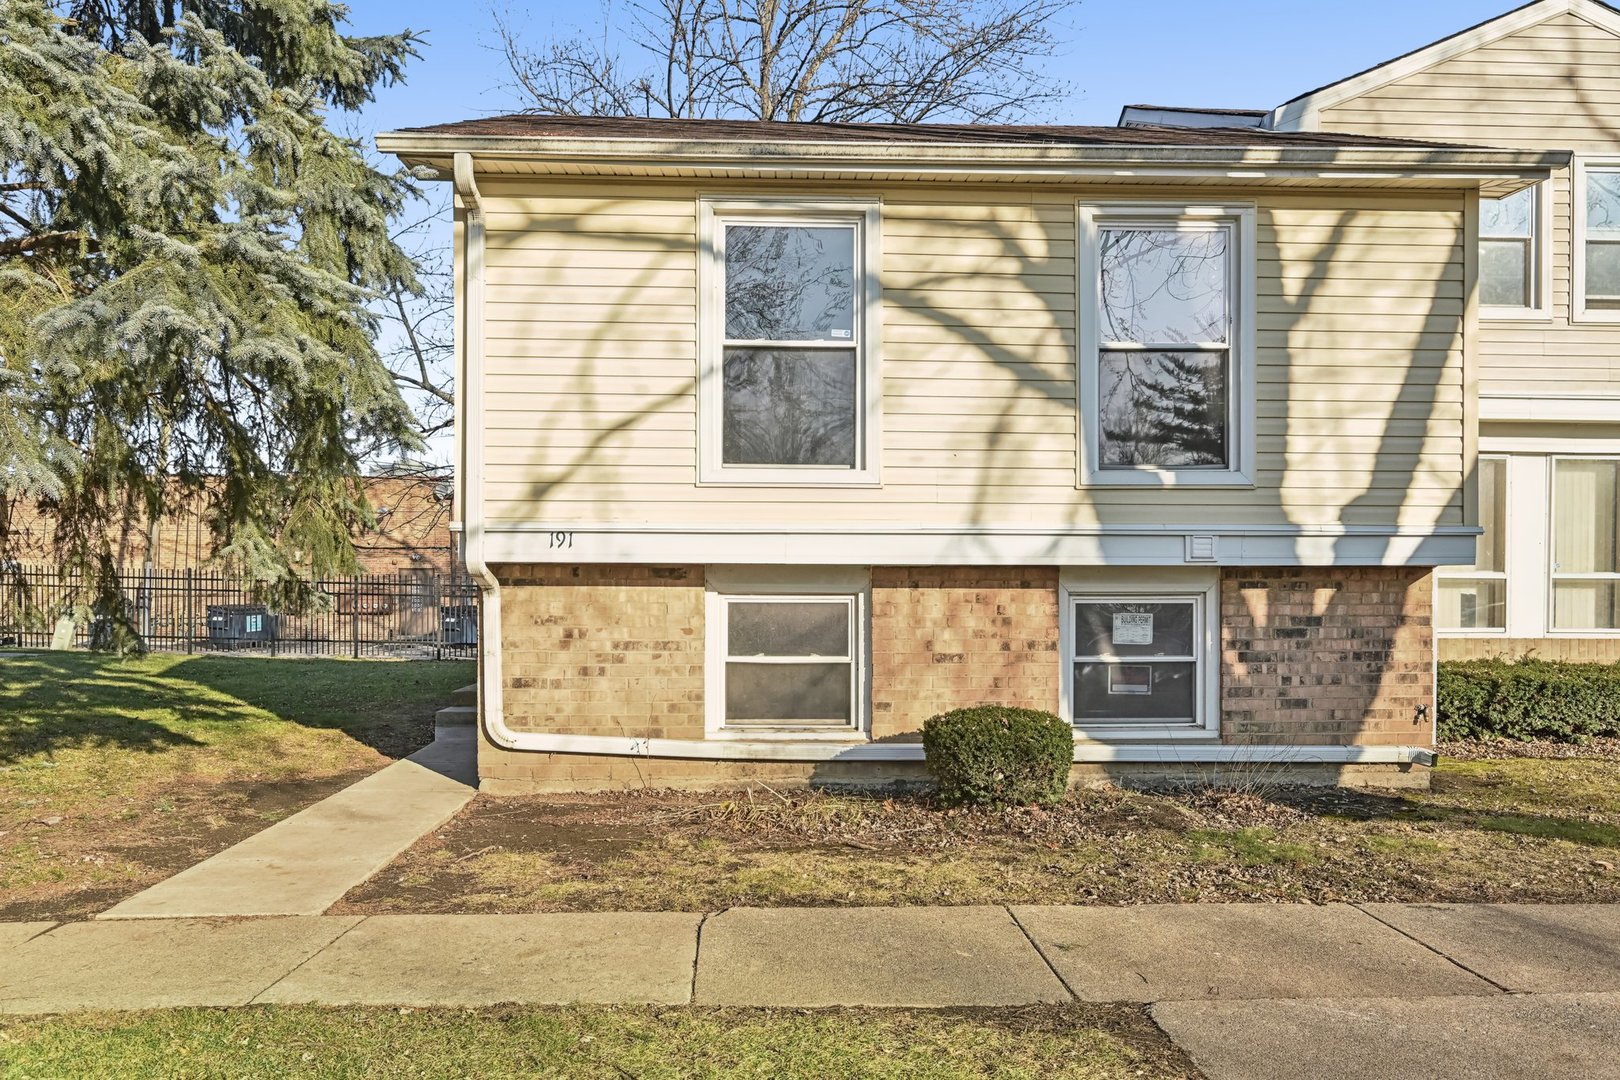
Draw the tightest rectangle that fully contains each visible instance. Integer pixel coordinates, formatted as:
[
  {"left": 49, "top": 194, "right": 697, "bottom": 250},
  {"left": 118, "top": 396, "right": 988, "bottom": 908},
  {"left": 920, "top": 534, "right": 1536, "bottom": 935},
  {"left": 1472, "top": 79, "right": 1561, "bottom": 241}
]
[
  {"left": 704, "top": 569, "right": 868, "bottom": 739},
  {"left": 1060, "top": 569, "right": 1220, "bottom": 738}
]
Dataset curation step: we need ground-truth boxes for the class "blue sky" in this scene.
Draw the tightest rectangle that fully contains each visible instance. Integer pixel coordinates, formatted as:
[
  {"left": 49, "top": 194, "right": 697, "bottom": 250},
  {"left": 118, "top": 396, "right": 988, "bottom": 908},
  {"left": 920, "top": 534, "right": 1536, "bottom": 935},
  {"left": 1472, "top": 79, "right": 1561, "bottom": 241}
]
[{"left": 350, "top": 0, "right": 1528, "bottom": 136}]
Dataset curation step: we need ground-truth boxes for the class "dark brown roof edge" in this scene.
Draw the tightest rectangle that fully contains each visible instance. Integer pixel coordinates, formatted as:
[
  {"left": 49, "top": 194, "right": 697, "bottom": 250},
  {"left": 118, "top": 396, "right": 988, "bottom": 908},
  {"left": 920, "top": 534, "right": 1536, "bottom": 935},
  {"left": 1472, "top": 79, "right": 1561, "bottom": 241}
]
[{"left": 384, "top": 113, "right": 1497, "bottom": 151}]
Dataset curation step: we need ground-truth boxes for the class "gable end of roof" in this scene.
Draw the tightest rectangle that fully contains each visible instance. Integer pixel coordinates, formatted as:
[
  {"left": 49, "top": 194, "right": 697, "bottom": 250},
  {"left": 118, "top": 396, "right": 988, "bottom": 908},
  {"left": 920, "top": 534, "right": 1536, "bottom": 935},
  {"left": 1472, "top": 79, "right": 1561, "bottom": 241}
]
[{"left": 1270, "top": 0, "right": 1620, "bottom": 130}]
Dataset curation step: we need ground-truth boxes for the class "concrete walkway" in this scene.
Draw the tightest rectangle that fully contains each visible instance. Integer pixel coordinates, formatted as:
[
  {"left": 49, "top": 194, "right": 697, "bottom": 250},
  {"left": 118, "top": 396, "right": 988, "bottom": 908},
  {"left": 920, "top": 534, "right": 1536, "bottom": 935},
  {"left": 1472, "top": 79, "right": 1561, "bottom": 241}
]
[
  {"left": 5, "top": 902, "right": 1620, "bottom": 1077},
  {"left": 98, "top": 728, "right": 476, "bottom": 919}
]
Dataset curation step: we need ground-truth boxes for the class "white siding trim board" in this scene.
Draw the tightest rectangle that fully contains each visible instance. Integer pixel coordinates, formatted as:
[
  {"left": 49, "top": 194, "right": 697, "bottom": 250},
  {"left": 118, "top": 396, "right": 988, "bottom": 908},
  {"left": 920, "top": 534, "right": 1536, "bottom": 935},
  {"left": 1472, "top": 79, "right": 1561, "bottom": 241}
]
[{"left": 477, "top": 523, "right": 1480, "bottom": 568}]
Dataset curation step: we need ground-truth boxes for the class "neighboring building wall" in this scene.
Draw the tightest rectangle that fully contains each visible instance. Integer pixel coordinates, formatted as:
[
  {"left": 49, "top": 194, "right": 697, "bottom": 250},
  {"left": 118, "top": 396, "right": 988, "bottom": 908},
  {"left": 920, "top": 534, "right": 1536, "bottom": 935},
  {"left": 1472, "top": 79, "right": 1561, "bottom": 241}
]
[
  {"left": 1317, "top": 9, "right": 1620, "bottom": 403},
  {"left": 1222, "top": 567, "right": 1434, "bottom": 747},
  {"left": 6, "top": 476, "right": 456, "bottom": 575},
  {"left": 476, "top": 179, "right": 1466, "bottom": 534},
  {"left": 480, "top": 563, "right": 1434, "bottom": 792},
  {"left": 1440, "top": 636, "right": 1620, "bottom": 661}
]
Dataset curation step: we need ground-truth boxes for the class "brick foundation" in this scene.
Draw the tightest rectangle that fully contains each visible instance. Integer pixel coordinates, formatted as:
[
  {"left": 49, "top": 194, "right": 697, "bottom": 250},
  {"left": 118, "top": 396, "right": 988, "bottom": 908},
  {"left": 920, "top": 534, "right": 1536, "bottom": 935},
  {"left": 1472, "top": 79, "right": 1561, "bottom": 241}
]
[
  {"left": 483, "top": 563, "right": 1435, "bottom": 792},
  {"left": 870, "top": 567, "right": 1061, "bottom": 737},
  {"left": 1439, "top": 637, "right": 1620, "bottom": 663}
]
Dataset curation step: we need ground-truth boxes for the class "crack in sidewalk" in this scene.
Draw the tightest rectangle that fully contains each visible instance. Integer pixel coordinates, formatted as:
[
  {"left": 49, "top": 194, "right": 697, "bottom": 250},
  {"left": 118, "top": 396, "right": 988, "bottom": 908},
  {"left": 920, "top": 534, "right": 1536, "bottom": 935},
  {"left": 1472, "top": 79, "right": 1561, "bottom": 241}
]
[{"left": 247, "top": 916, "right": 370, "bottom": 1005}]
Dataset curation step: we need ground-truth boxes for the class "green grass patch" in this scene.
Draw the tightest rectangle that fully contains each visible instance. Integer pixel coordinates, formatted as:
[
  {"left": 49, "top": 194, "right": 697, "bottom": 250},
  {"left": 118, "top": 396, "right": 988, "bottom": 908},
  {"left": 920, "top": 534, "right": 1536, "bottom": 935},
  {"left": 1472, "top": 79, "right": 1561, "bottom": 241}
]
[
  {"left": 0, "top": 1004, "right": 1192, "bottom": 1080},
  {"left": 1184, "top": 828, "right": 1318, "bottom": 867},
  {"left": 1475, "top": 815, "right": 1620, "bottom": 847}
]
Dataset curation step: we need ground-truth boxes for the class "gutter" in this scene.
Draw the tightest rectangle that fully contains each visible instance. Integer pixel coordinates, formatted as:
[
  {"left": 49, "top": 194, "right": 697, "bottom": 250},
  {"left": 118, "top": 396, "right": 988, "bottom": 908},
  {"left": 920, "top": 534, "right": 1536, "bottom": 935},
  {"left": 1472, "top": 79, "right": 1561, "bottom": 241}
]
[{"left": 449, "top": 149, "right": 1437, "bottom": 775}]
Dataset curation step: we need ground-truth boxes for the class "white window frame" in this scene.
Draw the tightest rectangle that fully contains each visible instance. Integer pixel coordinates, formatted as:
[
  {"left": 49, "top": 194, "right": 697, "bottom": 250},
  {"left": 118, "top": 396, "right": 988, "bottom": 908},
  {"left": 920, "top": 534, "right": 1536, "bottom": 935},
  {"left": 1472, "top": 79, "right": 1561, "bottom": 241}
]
[
  {"left": 1573, "top": 158, "right": 1620, "bottom": 324},
  {"left": 1479, "top": 181, "right": 1552, "bottom": 321},
  {"left": 703, "top": 566, "right": 870, "bottom": 740},
  {"left": 1058, "top": 567, "right": 1220, "bottom": 741},
  {"left": 1547, "top": 455, "right": 1620, "bottom": 636},
  {"left": 697, "top": 197, "right": 883, "bottom": 486},
  {"left": 1076, "top": 201, "right": 1257, "bottom": 488},
  {"left": 1435, "top": 455, "right": 1509, "bottom": 637}
]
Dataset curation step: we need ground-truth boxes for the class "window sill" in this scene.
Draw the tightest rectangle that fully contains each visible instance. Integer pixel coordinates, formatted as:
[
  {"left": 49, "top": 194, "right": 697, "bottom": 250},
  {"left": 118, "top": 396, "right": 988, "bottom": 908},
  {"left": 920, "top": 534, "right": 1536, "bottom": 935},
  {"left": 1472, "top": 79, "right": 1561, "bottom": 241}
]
[
  {"left": 708, "top": 727, "right": 869, "bottom": 742},
  {"left": 1481, "top": 307, "right": 1552, "bottom": 322},
  {"left": 1081, "top": 470, "right": 1254, "bottom": 489},
  {"left": 1436, "top": 629, "right": 1509, "bottom": 637},
  {"left": 698, "top": 469, "right": 882, "bottom": 488},
  {"left": 1571, "top": 309, "right": 1620, "bottom": 325},
  {"left": 1074, "top": 725, "right": 1220, "bottom": 742}
]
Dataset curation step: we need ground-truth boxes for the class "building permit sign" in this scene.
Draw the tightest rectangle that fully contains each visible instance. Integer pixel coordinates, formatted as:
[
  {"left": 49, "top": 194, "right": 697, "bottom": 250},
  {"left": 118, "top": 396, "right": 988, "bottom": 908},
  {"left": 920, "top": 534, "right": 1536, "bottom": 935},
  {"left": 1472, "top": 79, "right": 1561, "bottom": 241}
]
[{"left": 1112, "top": 612, "right": 1153, "bottom": 646}]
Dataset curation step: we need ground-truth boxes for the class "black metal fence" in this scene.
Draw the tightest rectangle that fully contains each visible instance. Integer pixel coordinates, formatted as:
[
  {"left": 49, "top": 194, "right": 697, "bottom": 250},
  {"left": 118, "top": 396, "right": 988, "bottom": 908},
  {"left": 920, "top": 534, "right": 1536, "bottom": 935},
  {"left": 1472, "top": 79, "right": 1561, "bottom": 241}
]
[{"left": 0, "top": 563, "right": 479, "bottom": 660}]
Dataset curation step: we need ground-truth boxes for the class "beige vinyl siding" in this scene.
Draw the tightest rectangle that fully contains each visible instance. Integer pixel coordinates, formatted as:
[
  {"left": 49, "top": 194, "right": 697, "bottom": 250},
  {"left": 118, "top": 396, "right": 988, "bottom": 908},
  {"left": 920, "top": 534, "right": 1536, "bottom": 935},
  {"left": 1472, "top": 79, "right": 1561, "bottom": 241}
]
[
  {"left": 1317, "top": 9, "right": 1620, "bottom": 401},
  {"left": 475, "top": 178, "right": 1465, "bottom": 530}
]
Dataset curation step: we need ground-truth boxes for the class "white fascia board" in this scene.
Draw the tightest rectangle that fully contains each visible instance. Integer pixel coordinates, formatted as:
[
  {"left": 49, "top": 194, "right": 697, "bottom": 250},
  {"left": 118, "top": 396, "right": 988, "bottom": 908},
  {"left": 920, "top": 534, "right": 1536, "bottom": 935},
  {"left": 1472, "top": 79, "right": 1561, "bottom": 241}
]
[
  {"left": 377, "top": 135, "right": 1562, "bottom": 192},
  {"left": 1269, "top": 0, "right": 1620, "bottom": 131},
  {"left": 479, "top": 523, "right": 1479, "bottom": 568}
]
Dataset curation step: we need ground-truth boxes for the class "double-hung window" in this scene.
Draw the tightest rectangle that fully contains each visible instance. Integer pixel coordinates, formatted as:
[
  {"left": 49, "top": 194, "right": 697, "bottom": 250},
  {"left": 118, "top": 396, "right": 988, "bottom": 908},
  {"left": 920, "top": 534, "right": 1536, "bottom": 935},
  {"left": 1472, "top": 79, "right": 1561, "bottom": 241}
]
[
  {"left": 704, "top": 570, "right": 868, "bottom": 739},
  {"left": 1436, "top": 456, "right": 1507, "bottom": 632},
  {"left": 1078, "top": 203, "right": 1256, "bottom": 486},
  {"left": 1479, "top": 184, "right": 1545, "bottom": 315},
  {"left": 699, "top": 199, "right": 881, "bottom": 484},
  {"left": 1551, "top": 458, "right": 1620, "bottom": 631},
  {"left": 1577, "top": 161, "right": 1620, "bottom": 321},
  {"left": 1060, "top": 570, "right": 1219, "bottom": 738}
]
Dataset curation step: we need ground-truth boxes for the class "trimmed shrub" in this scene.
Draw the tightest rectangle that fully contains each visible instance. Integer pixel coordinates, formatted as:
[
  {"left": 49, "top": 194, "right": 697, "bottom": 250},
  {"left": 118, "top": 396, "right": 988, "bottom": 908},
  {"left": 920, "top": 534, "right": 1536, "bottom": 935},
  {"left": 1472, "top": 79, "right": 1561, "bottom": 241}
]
[
  {"left": 1438, "top": 658, "right": 1620, "bottom": 742},
  {"left": 922, "top": 705, "right": 1074, "bottom": 807}
]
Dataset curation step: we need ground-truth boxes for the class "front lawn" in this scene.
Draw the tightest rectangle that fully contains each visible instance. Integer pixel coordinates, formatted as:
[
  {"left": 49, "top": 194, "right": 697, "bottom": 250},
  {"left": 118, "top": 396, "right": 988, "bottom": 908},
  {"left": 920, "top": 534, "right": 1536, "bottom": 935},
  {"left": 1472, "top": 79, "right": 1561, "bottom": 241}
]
[
  {"left": 337, "top": 755, "right": 1620, "bottom": 913},
  {"left": 0, "top": 1004, "right": 1196, "bottom": 1080},
  {"left": 0, "top": 651, "right": 474, "bottom": 919}
]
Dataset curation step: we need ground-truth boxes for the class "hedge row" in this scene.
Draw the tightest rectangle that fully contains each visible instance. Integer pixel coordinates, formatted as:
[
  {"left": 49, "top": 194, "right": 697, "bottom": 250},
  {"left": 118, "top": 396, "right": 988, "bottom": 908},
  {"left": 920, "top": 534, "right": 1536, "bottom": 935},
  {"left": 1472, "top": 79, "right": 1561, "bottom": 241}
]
[{"left": 1438, "top": 658, "right": 1620, "bottom": 742}]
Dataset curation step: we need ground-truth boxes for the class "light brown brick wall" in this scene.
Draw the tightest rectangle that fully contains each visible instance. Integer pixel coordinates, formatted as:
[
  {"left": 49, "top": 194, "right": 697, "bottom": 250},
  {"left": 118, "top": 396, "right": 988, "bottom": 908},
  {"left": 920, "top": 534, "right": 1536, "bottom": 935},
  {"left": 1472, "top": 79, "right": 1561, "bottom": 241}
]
[
  {"left": 483, "top": 563, "right": 1436, "bottom": 791},
  {"left": 1439, "top": 637, "right": 1620, "bottom": 663},
  {"left": 492, "top": 563, "right": 705, "bottom": 741},
  {"left": 870, "top": 567, "right": 1061, "bottom": 737},
  {"left": 1221, "top": 567, "right": 1433, "bottom": 747}
]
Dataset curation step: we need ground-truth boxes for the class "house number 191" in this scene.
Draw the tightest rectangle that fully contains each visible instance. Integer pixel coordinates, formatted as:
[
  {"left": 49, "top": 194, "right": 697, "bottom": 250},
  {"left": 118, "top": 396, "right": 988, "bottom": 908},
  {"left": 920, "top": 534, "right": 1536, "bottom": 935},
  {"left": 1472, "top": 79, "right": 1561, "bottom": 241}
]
[{"left": 549, "top": 531, "right": 575, "bottom": 549}]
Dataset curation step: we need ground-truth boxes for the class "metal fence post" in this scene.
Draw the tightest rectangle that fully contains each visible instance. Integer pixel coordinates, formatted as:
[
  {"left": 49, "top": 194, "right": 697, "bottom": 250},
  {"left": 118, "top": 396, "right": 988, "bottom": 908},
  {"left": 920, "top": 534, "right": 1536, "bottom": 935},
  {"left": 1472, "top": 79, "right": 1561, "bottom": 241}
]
[
  {"left": 351, "top": 580, "right": 361, "bottom": 659},
  {"left": 185, "top": 568, "right": 195, "bottom": 654}
]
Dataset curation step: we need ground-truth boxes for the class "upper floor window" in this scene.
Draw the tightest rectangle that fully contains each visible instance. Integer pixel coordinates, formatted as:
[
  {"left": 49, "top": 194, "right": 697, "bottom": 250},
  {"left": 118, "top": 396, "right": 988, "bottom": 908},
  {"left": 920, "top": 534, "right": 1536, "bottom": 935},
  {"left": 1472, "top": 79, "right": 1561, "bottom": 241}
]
[
  {"left": 1479, "top": 184, "right": 1544, "bottom": 315},
  {"left": 1576, "top": 161, "right": 1620, "bottom": 322},
  {"left": 1436, "top": 456, "right": 1507, "bottom": 632},
  {"left": 698, "top": 199, "right": 881, "bottom": 484},
  {"left": 1078, "top": 203, "right": 1256, "bottom": 487}
]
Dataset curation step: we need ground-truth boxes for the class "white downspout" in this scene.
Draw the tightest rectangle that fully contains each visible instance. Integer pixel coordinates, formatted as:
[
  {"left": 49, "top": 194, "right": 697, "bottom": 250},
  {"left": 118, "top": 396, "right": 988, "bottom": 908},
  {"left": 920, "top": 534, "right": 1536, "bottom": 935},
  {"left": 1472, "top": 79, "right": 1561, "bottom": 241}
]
[{"left": 451, "top": 153, "right": 1433, "bottom": 772}]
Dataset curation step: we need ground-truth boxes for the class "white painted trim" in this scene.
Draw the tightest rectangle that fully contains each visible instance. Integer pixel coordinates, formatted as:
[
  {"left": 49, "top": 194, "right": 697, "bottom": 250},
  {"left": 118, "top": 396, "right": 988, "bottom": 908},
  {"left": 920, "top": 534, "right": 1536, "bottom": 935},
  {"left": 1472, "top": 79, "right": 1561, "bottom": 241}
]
[
  {"left": 477, "top": 523, "right": 1480, "bottom": 568},
  {"left": 1268, "top": 0, "right": 1620, "bottom": 131},
  {"left": 1435, "top": 455, "right": 1508, "bottom": 635},
  {"left": 1480, "top": 181, "right": 1554, "bottom": 322},
  {"left": 702, "top": 569, "right": 871, "bottom": 740},
  {"left": 1058, "top": 567, "right": 1221, "bottom": 740},
  {"left": 1481, "top": 393, "right": 1620, "bottom": 422},
  {"left": 697, "top": 196, "right": 883, "bottom": 485},
  {"left": 1076, "top": 202, "right": 1257, "bottom": 488},
  {"left": 1482, "top": 433, "right": 1620, "bottom": 454},
  {"left": 1572, "top": 157, "right": 1620, "bottom": 324}
]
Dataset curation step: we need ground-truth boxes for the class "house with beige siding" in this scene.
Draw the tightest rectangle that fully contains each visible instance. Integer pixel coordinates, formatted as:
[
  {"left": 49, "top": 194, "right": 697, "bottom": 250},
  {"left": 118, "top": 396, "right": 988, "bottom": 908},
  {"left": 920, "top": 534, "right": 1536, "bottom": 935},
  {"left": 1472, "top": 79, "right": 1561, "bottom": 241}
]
[
  {"left": 378, "top": 116, "right": 1559, "bottom": 793},
  {"left": 1129, "top": 0, "right": 1620, "bottom": 663}
]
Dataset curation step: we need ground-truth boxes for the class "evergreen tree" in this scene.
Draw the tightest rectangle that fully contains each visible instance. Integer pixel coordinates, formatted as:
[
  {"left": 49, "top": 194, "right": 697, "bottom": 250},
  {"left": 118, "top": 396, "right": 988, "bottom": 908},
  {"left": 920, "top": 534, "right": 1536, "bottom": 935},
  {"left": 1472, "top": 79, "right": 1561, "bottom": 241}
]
[{"left": 0, "top": 0, "right": 423, "bottom": 646}]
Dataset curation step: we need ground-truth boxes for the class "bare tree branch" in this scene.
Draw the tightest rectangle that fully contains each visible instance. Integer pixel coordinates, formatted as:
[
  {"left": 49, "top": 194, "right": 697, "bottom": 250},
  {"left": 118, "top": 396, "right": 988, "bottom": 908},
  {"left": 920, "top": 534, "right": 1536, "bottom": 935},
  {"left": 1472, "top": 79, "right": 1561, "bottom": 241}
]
[{"left": 496, "top": 0, "right": 1075, "bottom": 123}]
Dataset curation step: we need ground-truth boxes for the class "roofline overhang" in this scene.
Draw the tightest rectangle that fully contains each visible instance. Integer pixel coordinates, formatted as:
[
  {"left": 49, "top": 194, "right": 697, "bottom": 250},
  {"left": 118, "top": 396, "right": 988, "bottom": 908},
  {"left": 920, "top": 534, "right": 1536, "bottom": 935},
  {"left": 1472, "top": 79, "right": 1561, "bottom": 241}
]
[{"left": 377, "top": 132, "right": 1568, "bottom": 195}]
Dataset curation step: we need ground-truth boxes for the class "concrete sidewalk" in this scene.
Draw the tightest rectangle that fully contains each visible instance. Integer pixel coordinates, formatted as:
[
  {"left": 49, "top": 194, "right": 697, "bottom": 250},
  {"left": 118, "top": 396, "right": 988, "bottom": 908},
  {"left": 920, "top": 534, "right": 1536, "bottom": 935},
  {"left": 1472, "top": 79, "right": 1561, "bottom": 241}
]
[
  {"left": 97, "top": 728, "right": 476, "bottom": 920},
  {"left": 6, "top": 902, "right": 1620, "bottom": 1077}
]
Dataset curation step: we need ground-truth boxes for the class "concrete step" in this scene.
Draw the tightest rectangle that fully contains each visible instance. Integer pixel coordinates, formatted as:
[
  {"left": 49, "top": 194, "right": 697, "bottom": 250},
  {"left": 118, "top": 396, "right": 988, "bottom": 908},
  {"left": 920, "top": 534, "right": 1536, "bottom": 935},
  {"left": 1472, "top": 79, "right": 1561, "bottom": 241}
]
[
  {"left": 448, "top": 684, "right": 477, "bottom": 708},
  {"left": 434, "top": 705, "right": 476, "bottom": 729}
]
